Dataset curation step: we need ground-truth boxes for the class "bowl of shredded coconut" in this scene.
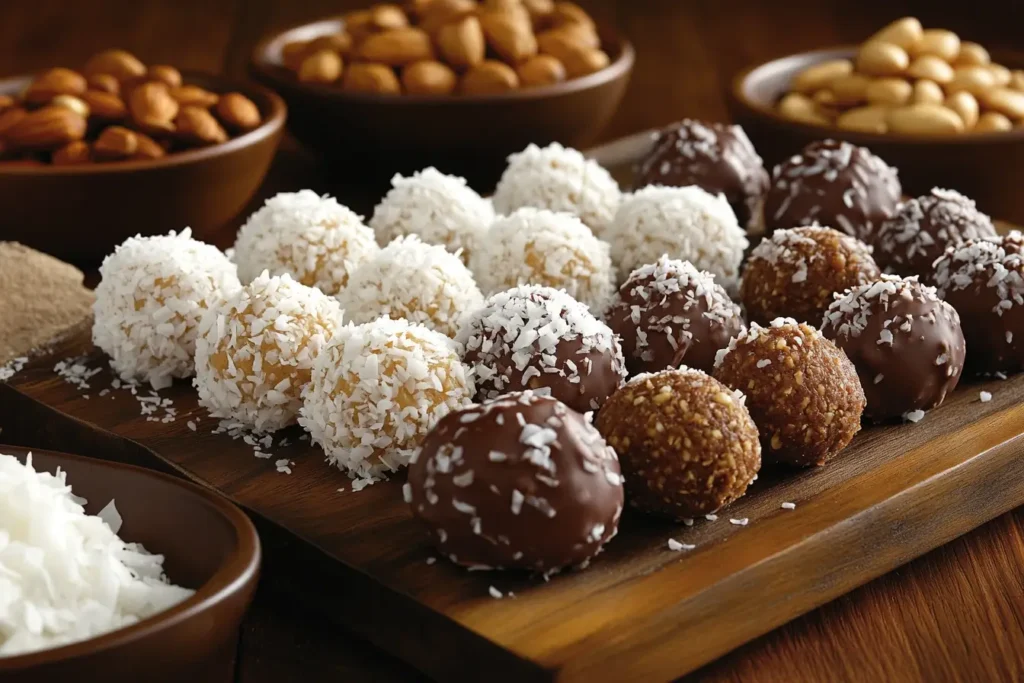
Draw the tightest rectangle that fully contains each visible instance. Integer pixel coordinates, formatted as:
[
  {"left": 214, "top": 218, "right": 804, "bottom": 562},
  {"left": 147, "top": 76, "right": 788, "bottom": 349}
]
[{"left": 0, "top": 446, "right": 260, "bottom": 682}]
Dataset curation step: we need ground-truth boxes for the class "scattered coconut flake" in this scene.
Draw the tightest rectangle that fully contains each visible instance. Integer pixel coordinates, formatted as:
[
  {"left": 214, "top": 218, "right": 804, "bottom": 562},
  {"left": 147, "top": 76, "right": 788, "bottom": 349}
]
[
  {"left": 488, "top": 586, "right": 503, "bottom": 599},
  {"left": 667, "top": 538, "right": 695, "bottom": 551},
  {"left": 979, "top": 391, "right": 993, "bottom": 403},
  {"left": 781, "top": 502, "right": 796, "bottom": 510},
  {"left": 729, "top": 518, "right": 749, "bottom": 526},
  {"left": 904, "top": 409, "right": 926, "bottom": 423}
]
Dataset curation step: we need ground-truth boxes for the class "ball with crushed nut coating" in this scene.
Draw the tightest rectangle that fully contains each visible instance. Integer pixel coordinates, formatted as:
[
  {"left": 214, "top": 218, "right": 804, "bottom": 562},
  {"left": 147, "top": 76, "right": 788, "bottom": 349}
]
[
  {"left": 596, "top": 367, "right": 761, "bottom": 519},
  {"left": 713, "top": 319, "right": 865, "bottom": 467}
]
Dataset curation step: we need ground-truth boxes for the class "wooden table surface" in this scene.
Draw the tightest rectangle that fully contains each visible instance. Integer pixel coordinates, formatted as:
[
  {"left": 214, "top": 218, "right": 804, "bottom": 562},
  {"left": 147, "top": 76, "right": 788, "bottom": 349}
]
[{"left": 2, "top": 1, "right": 1024, "bottom": 681}]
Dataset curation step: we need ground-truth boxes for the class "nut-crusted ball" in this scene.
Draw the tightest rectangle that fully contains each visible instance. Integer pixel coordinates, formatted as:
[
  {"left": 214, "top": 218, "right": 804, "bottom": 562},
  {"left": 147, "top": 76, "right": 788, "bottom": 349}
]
[
  {"left": 232, "top": 190, "right": 380, "bottom": 295},
  {"left": 458, "top": 286, "right": 626, "bottom": 413},
  {"left": 821, "top": 275, "right": 965, "bottom": 422},
  {"left": 740, "top": 226, "right": 880, "bottom": 326},
  {"left": 713, "top": 319, "right": 865, "bottom": 467},
  {"left": 299, "top": 317, "right": 474, "bottom": 481},
  {"left": 405, "top": 391, "right": 624, "bottom": 574},
  {"left": 596, "top": 367, "right": 761, "bottom": 519},
  {"left": 873, "top": 188, "right": 997, "bottom": 282},
  {"left": 604, "top": 256, "right": 744, "bottom": 375},
  {"left": 934, "top": 235, "right": 1024, "bottom": 374},
  {"left": 763, "top": 139, "right": 901, "bottom": 241},
  {"left": 633, "top": 119, "right": 769, "bottom": 232}
]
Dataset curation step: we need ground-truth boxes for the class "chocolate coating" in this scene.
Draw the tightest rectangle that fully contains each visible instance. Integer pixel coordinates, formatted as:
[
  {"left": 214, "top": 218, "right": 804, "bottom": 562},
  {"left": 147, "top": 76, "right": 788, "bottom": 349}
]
[
  {"left": 873, "top": 188, "right": 997, "bottom": 283},
  {"left": 458, "top": 285, "right": 627, "bottom": 414},
  {"left": 596, "top": 368, "right": 761, "bottom": 519},
  {"left": 713, "top": 319, "right": 864, "bottom": 467},
  {"left": 763, "top": 139, "right": 901, "bottom": 241},
  {"left": 821, "top": 276, "right": 965, "bottom": 421},
  {"left": 604, "top": 256, "right": 744, "bottom": 375},
  {"left": 405, "top": 391, "right": 624, "bottom": 573},
  {"left": 741, "top": 226, "right": 880, "bottom": 326},
  {"left": 633, "top": 119, "right": 769, "bottom": 231},
  {"left": 934, "top": 235, "right": 1024, "bottom": 374}
]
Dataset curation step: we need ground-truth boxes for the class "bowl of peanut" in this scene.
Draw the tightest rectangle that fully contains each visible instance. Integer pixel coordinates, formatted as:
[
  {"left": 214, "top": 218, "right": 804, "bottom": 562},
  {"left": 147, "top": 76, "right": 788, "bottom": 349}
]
[
  {"left": 0, "top": 49, "right": 286, "bottom": 265},
  {"left": 249, "top": 0, "right": 634, "bottom": 187},
  {"left": 729, "top": 17, "right": 1024, "bottom": 225}
]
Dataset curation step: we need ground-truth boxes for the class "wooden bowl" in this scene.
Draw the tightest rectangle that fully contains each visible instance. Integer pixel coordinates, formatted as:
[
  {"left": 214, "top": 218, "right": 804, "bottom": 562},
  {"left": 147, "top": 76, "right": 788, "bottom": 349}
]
[
  {"left": 0, "top": 74, "right": 286, "bottom": 266},
  {"left": 0, "top": 445, "right": 261, "bottom": 683},
  {"left": 250, "top": 19, "right": 634, "bottom": 189},
  {"left": 729, "top": 47, "right": 1024, "bottom": 225}
]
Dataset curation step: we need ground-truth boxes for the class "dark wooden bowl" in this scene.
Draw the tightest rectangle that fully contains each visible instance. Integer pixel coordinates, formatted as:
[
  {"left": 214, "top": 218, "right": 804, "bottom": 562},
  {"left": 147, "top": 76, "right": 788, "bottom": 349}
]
[
  {"left": 249, "top": 18, "right": 634, "bottom": 190},
  {"left": 728, "top": 47, "right": 1024, "bottom": 225},
  {"left": 0, "top": 445, "right": 261, "bottom": 683},
  {"left": 0, "top": 74, "right": 286, "bottom": 266}
]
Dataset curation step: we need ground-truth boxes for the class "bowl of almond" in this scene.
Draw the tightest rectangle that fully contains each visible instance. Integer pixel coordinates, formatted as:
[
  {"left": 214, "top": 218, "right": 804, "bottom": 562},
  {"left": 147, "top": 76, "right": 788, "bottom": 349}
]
[
  {"left": 0, "top": 49, "right": 286, "bottom": 265},
  {"left": 249, "top": 0, "right": 633, "bottom": 185},
  {"left": 729, "top": 17, "right": 1024, "bottom": 225}
]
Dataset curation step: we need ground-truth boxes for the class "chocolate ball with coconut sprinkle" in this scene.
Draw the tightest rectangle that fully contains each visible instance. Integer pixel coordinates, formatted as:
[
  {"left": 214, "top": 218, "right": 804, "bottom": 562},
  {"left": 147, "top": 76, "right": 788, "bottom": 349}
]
[
  {"left": 604, "top": 256, "right": 744, "bottom": 375},
  {"left": 763, "top": 139, "right": 901, "bottom": 241},
  {"left": 606, "top": 185, "right": 749, "bottom": 292},
  {"left": 873, "top": 188, "right": 997, "bottom": 283},
  {"left": 491, "top": 142, "right": 621, "bottom": 238},
  {"left": 470, "top": 207, "right": 616, "bottom": 314},
  {"left": 92, "top": 228, "right": 240, "bottom": 390},
  {"left": 596, "top": 367, "right": 760, "bottom": 519},
  {"left": 740, "top": 226, "right": 880, "bottom": 326},
  {"left": 370, "top": 167, "right": 494, "bottom": 263},
  {"left": 299, "top": 317, "right": 474, "bottom": 481},
  {"left": 934, "top": 235, "right": 1024, "bottom": 374},
  {"left": 821, "top": 275, "right": 965, "bottom": 422},
  {"left": 340, "top": 235, "right": 484, "bottom": 338},
  {"left": 457, "top": 285, "right": 627, "bottom": 414},
  {"left": 232, "top": 190, "right": 380, "bottom": 295},
  {"left": 713, "top": 319, "right": 864, "bottom": 467},
  {"left": 194, "top": 271, "right": 344, "bottom": 433},
  {"left": 406, "top": 391, "right": 624, "bottom": 574},
  {"left": 633, "top": 119, "right": 769, "bottom": 233}
]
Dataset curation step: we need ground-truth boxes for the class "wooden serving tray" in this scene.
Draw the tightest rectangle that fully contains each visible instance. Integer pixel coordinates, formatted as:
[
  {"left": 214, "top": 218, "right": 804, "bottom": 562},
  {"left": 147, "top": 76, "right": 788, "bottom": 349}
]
[{"left": 4, "top": 134, "right": 1024, "bottom": 683}]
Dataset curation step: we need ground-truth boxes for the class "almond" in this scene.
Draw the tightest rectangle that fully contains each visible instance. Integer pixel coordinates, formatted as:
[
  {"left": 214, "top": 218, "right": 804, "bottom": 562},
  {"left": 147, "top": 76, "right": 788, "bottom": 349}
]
[
  {"left": 480, "top": 11, "right": 538, "bottom": 63},
  {"left": 545, "top": 22, "right": 599, "bottom": 49},
  {"left": 523, "top": 0, "right": 555, "bottom": 28},
  {"left": 550, "top": 1, "right": 595, "bottom": 30},
  {"left": 282, "top": 40, "right": 312, "bottom": 70},
  {"left": 0, "top": 95, "right": 14, "bottom": 113},
  {"left": 133, "top": 131, "right": 166, "bottom": 160},
  {"left": 371, "top": 4, "right": 409, "bottom": 30},
  {"left": 23, "top": 68, "right": 87, "bottom": 105},
  {"left": 83, "top": 49, "right": 147, "bottom": 82},
  {"left": 517, "top": 54, "right": 566, "bottom": 87},
  {"left": 93, "top": 126, "right": 138, "bottom": 160},
  {"left": 4, "top": 106, "right": 87, "bottom": 151},
  {"left": 87, "top": 73, "right": 120, "bottom": 95},
  {"left": 50, "top": 94, "right": 91, "bottom": 119},
  {"left": 298, "top": 50, "right": 344, "bottom": 84},
  {"left": 461, "top": 60, "right": 519, "bottom": 94},
  {"left": 51, "top": 140, "right": 91, "bottom": 165},
  {"left": 215, "top": 92, "right": 261, "bottom": 131},
  {"left": 342, "top": 63, "right": 402, "bottom": 94},
  {"left": 81, "top": 90, "right": 127, "bottom": 120},
  {"left": 168, "top": 84, "right": 220, "bottom": 108},
  {"left": 481, "top": 1, "right": 532, "bottom": 29},
  {"left": 148, "top": 65, "right": 183, "bottom": 88},
  {"left": 344, "top": 10, "right": 377, "bottom": 42},
  {"left": 419, "top": 0, "right": 476, "bottom": 35},
  {"left": 0, "top": 108, "right": 28, "bottom": 138},
  {"left": 175, "top": 106, "right": 228, "bottom": 145},
  {"left": 402, "top": 60, "right": 458, "bottom": 95},
  {"left": 437, "top": 16, "right": 486, "bottom": 69},
  {"left": 538, "top": 32, "right": 607, "bottom": 77},
  {"left": 129, "top": 82, "right": 179, "bottom": 134},
  {"left": 308, "top": 32, "right": 353, "bottom": 57},
  {"left": 359, "top": 28, "right": 435, "bottom": 66}
]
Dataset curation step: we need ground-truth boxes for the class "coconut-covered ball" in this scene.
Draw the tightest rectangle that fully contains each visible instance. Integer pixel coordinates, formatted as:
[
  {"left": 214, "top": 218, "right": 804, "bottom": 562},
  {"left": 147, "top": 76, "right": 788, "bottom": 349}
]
[
  {"left": 763, "top": 139, "right": 901, "bottom": 241},
  {"left": 92, "top": 228, "right": 240, "bottom": 390},
  {"left": 713, "top": 319, "right": 864, "bottom": 467},
  {"left": 740, "top": 226, "right": 880, "bottom": 326},
  {"left": 606, "top": 185, "right": 748, "bottom": 291},
  {"left": 604, "top": 256, "right": 744, "bottom": 375},
  {"left": 299, "top": 317, "right": 474, "bottom": 481},
  {"left": 633, "top": 119, "right": 769, "bottom": 233},
  {"left": 934, "top": 235, "right": 1024, "bottom": 374},
  {"left": 232, "top": 190, "right": 379, "bottom": 295},
  {"left": 369, "top": 168, "right": 494, "bottom": 263},
  {"left": 406, "top": 391, "right": 623, "bottom": 574},
  {"left": 821, "top": 275, "right": 965, "bottom": 422},
  {"left": 340, "top": 235, "right": 483, "bottom": 338},
  {"left": 491, "top": 142, "right": 621, "bottom": 238},
  {"left": 873, "top": 188, "right": 997, "bottom": 282},
  {"left": 194, "top": 272, "right": 343, "bottom": 433},
  {"left": 596, "top": 368, "right": 760, "bottom": 519},
  {"left": 457, "top": 285, "right": 626, "bottom": 414},
  {"left": 470, "top": 207, "right": 616, "bottom": 314}
]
